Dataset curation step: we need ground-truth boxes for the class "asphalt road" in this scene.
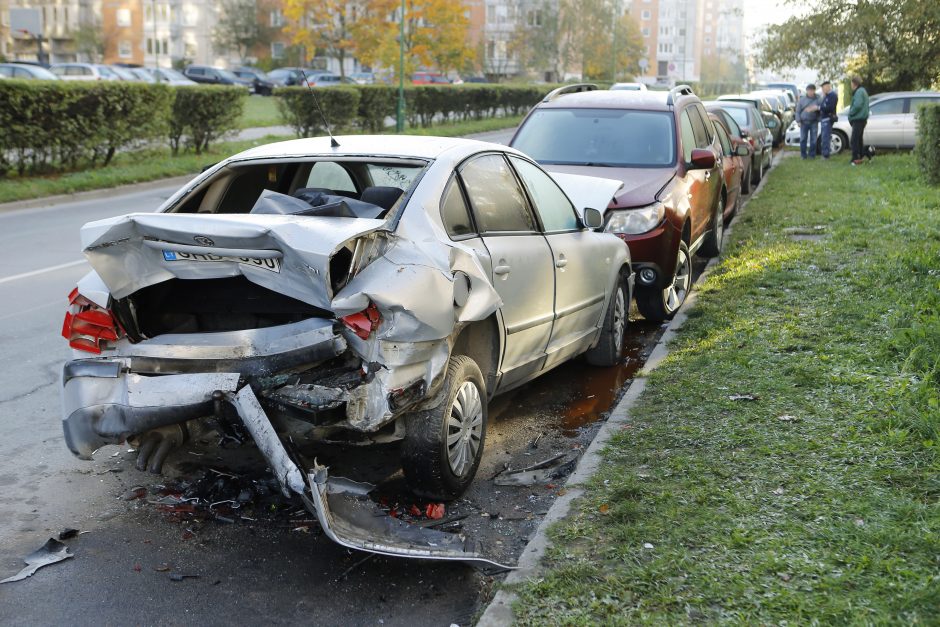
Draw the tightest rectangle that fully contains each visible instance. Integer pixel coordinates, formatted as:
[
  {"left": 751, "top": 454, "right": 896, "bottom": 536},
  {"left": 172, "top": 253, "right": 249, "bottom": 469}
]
[{"left": 0, "top": 128, "right": 670, "bottom": 625}]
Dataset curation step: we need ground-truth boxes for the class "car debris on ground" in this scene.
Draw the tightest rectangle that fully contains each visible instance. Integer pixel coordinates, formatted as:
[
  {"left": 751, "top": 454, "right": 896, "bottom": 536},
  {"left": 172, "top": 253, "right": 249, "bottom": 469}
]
[{"left": 1, "top": 539, "right": 74, "bottom": 584}]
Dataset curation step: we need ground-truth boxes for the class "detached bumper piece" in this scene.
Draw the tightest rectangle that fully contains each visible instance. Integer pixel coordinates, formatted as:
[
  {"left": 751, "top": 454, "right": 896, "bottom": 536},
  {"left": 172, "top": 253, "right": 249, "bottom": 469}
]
[{"left": 229, "top": 386, "right": 512, "bottom": 571}]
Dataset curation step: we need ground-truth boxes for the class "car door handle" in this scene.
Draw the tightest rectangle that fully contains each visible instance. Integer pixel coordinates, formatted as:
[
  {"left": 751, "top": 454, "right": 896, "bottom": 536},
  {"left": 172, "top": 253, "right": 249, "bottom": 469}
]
[
  {"left": 555, "top": 257, "right": 568, "bottom": 268},
  {"left": 494, "top": 264, "right": 511, "bottom": 275}
]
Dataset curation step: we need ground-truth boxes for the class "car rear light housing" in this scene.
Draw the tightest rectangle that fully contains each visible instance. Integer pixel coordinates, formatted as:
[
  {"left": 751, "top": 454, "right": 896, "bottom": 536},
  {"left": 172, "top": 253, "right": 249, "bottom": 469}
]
[
  {"left": 340, "top": 303, "right": 381, "bottom": 340},
  {"left": 61, "top": 287, "right": 124, "bottom": 354}
]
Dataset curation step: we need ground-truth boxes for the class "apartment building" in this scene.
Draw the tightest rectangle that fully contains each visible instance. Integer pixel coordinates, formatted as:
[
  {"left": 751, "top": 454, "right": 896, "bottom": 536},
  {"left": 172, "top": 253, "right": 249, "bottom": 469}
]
[
  {"left": 628, "top": 0, "right": 702, "bottom": 86},
  {"left": 5, "top": 0, "right": 90, "bottom": 63}
]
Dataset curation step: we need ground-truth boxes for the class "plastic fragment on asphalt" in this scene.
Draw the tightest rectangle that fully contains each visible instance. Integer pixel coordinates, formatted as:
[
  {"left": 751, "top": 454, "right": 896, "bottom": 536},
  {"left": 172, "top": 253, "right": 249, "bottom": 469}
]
[
  {"left": 1, "top": 539, "right": 75, "bottom": 583},
  {"left": 169, "top": 573, "right": 199, "bottom": 582},
  {"left": 58, "top": 528, "right": 80, "bottom": 540},
  {"left": 493, "top": 451, "right": 580, "bottom": 486}
]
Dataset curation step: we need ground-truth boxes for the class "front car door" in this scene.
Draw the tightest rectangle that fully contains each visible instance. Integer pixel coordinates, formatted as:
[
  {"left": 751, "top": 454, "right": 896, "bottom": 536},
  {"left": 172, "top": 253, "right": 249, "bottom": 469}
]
[
  {"left": 508, "top": 156, "right": 610, "bottom": 369},
  {"left": 684, "top": 106, "right": 721, "bottom": 246},
  {"left": 459, "top": 154, "right": 556, "bottom": 387}
]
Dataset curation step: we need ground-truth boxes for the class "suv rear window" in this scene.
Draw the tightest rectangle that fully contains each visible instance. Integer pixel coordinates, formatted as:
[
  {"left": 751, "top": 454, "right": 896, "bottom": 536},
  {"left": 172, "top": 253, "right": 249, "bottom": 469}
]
[{"left": 513, "top": 108, "right": 676, "bottom": 167}]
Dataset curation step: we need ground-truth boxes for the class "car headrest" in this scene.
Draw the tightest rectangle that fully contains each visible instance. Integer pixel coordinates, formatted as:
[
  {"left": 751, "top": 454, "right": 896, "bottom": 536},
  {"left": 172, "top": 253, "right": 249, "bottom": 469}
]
[{"left": 359, "top": 186, "right": 404, "bottom": 211}]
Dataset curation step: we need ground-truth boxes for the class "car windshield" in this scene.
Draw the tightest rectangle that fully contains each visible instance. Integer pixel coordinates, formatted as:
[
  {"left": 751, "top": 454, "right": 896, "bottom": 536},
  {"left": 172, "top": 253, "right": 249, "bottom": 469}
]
[
  {"left": 159, "top": 68, "right": 187, "bottom": 81},
  {"left": 28, "top": 66, "right": 58, "bottom": 79},
  {"left": 513, "top": 108, "right": 676, "bottom": 167},
  {"left": 217, "top": 69, "right": 240, "bottom": 81}
]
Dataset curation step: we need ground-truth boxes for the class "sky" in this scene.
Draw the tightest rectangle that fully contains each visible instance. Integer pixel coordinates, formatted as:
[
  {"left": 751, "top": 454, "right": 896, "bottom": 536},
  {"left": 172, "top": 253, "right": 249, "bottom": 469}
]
[{"left": 741, "top": 0, "right": 817, "bottom": 84}]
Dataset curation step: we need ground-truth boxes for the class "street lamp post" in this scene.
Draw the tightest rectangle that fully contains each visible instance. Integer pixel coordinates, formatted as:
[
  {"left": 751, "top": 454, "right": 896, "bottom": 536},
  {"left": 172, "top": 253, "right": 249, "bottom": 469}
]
[{"left": 395, "top": 0, "right": 405, "bottom": 133}]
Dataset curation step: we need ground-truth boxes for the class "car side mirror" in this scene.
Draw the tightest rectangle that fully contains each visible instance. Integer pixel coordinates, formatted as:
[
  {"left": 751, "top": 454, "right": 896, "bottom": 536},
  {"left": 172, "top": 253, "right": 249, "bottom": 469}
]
[
  {"left": 735, "top": 144, "right": 750, "bottom": 157},
  {"left": 582, "top": 207, "right": 603, "bottom": 229},
  {"left": 739, "top": 129, "right": 750, "bottom": 138},
  {"left": 689, "top": 148, "right": 716, "bottom": 170}
]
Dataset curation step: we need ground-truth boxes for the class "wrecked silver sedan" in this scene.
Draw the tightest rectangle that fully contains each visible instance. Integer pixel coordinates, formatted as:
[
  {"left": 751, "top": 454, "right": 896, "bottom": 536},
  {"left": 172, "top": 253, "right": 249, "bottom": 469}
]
[{"left": 60, "top": 135, "right": 629, "bottom": 563}]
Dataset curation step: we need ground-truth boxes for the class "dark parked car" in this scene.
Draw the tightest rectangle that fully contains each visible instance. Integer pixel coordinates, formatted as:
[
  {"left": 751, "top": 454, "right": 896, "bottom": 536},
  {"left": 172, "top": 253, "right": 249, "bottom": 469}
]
[
  {"left": 704, "top": 102, "right": 771, "bottom": 190},
  {"left": 718, "top": 94, "right": 783, "bottom": 146},
  {"left": 511, "top": 84, "right": 725, "bottom": 322},
  {"left": 266, "top": 67, "right": 322, "bottom": 86},
  {"left": 183, "top": 65, "right": 252, "bottom": 91},
  {"left": 232, "top": 66, "right": 276, "bottom": 96}
]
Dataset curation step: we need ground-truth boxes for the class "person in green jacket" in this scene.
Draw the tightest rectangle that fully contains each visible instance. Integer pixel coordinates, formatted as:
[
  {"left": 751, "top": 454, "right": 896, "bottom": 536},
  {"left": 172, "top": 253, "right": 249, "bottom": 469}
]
[{"left": 848, "top": 75, "right": 870, "bottom": 165}]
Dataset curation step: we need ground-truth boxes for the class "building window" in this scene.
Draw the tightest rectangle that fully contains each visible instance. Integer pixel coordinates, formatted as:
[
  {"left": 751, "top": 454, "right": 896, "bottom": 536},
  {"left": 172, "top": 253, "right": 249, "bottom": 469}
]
[
  {"left": 116, "top": 8, "right": 131, "bottom": 27},
  {"left": 705, "top": 36, "right": 711, "bottom": 43},
  {"left": 642, "top": 27, "right": 650, "bottom": 37},
  {"left": 641, "top": 9, "right": 651, "bottom": 19},
  {"left": 118, "top": 40, "right": 132, "bottom": 57},
  {"left": 271, "top": 42, "right": 285, "bottom": 59},
  {"left": 270, "top": 9, "right": 283, "bottom": 27},
  {"left": 705, "top": 24, "right": 712, "bottom": 33}
]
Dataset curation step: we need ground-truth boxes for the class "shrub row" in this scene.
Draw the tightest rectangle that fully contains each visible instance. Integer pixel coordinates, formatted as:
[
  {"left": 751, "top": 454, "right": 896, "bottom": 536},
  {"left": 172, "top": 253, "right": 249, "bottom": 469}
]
[
  {"left": 275, "top": 84, "right": 559, "bottom": 136},
  {"left": 0, "top": 81, "right": 245, "bottom": 175},
  {"left": 914, "top": 103, "right": 940, "bottom": 185}
]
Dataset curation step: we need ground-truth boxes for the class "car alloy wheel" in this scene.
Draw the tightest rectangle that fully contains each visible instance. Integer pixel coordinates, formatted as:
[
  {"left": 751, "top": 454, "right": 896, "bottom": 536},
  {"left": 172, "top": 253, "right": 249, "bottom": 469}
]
[
  {"left": 830, "top": 132, "right": 844, "bottom": 155},
  {"left": 664, "top": 244, "right": 691, "bottom": 315},
  {"left": 446, "top": 381, "right": 484, "bottom": 477},
  {"left": 612, "top": 287, "right": 626, "bottom": 350}
]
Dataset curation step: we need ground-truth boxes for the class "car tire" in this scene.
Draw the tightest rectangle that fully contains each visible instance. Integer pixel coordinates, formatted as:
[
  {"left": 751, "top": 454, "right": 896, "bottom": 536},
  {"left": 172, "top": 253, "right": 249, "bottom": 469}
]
[
  {"left": 751, "top": 153, "right": 764, "bottom": 185},
  {"left": 699, "top": 192, "right": 724, "bottom": 258},
  {"left": 401, "top": 355, "right": 487, "bottom": 501},
  {"left": 636, "top": 241, "right": 692, "bottom": 322},
  {"left": 831, "top": 130, "right": 847, "bottom": 156},
  {"left": 585, "top": 274, "right": 629, "bottom": 367}
]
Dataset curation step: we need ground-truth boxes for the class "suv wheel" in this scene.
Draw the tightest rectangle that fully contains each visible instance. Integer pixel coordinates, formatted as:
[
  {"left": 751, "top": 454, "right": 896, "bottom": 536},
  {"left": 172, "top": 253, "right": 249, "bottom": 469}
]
[
  {"left": 699, "top": 193, "right": 724, "bottom": 258},
  {"left": 585, "top": 273, "right": 628, "bottom": 367},
  {"left": 637, "top": 241, "right": 691, "bottom": 322},
  {"left": 401, "top": 355, "right": 487, "bottom": 501}
]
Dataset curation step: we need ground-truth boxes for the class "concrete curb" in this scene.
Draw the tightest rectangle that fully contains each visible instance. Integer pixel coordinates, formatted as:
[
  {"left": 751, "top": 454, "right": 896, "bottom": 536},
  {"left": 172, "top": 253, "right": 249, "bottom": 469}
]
[
  {"left": 476, "top": 151, "right": 787, "bottom": 626},
  {"left": 0, "top": 174, "right": 197, "bottom": 214}
]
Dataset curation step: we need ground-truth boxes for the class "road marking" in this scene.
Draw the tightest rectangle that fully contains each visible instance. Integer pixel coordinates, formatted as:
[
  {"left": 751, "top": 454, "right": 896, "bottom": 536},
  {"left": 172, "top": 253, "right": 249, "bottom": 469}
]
[{"left": 0, "top": 260, "right": 86, "bottom": 286}]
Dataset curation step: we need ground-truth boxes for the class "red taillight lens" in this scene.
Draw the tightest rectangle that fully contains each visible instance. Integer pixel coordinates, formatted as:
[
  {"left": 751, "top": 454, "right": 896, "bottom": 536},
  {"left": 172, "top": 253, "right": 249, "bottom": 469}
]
[
  {"left": 62, "top": 287, "right": 124, "bottom": 354},
  {"left": 340, "top": 303, "right": 381, "bottom": 340}
]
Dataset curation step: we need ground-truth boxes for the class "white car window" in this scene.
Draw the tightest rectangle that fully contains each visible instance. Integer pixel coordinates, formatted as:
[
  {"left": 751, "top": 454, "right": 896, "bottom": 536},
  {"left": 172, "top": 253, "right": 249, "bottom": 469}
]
[
  {"left": 460, "top": 154, "right": 535, "bottom": 233},
  {"left": 440, "top": 178, "right": 474, "bottom": 238},
  {"left": 509, "top": 156, "right": 578, "bottom": 232},
  {"left": 870, "top": 99, "right": 904, "bottom": 116},
  {"left": 306, "top": 162, "right": 357, "bottom": 193}
]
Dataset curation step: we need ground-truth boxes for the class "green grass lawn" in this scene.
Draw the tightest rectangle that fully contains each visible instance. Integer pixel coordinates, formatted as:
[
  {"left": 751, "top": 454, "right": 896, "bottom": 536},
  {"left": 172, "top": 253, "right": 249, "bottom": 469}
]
[
  {"left": 0, "top": 115, "right": 523, "bottom": 205},
  {"left": 239, "top": 96, "right": 284, "bottom": 128},
  {"left": 513, "top": 154, "right": 940, "bottom": 624}
]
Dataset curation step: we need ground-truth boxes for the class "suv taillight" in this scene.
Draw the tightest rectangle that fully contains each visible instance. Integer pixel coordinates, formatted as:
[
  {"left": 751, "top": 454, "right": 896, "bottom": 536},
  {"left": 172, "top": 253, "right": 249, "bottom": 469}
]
[{"left": 61, "top": 287, "right": 124, "bottom": 354}]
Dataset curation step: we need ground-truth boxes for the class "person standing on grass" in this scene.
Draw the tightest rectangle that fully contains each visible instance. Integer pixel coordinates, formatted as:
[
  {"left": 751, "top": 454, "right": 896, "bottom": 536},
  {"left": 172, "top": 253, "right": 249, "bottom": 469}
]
[
  {"left": 796, "top": 83, "right": 822, "bottom": 159},
  {"left": 848, "top": 75, "right": 870, "bottom": 165},
  {"left": 818, "top": 81, "right": 839, "bottom": 159}
]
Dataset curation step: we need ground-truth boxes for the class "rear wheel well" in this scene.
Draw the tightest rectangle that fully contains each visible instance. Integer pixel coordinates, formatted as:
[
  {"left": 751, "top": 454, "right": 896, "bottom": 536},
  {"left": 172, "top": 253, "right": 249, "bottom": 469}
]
[
  {"left": 451, "top": 316, "right": 500, "bottom": 398},
  {"left": 682, "top": 220, "right": 691, "bottom": 245}
]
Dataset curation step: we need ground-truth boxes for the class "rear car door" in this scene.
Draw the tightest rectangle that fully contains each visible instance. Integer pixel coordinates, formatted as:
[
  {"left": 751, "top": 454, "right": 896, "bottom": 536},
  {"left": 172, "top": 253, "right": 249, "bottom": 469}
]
[
  {"left": 508, "top": 156, "right": 610, "bottom": 368},
  {"left": 459, "top": 154, "right": 556, "bottom": 386},
  {"left": 685, "top": 106, "right": 721, "bottom": 244},
  {"left": 865, "top": 97, "right": 906, "bottom": 147}
]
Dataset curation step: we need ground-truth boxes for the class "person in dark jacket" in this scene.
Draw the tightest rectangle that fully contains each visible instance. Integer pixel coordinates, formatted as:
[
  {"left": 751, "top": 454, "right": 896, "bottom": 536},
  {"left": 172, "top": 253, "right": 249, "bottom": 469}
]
[
  {"left": 818, "top": 80, "right": 839, "bottom": 159},
  {"left": 848, "top": 75, "right": 870, "bottom": 165},
  {"left": 796, "top": 83, "right": 822, "bottom": 159}
]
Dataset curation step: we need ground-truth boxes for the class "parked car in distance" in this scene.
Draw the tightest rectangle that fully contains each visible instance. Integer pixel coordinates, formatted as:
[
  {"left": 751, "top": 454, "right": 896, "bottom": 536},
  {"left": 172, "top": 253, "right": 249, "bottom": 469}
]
[
  {"left": 705, "top": 101, "right": 773, "bottom": 186},
  {"left": 412, "top": 71, "right": 450, "bottom": 85},
  {"left": 184, "top": 65, "right": 253, "bottom": 91},
  {"left": 705, "top": 105, "right": 755, "bottom": 194},
  {"left": 232, "top": 66, "right": 276, "bottom": 95},
  {"left": 752, "top": 90, "right": 794, "bottom": 128},
  {"left": 611, "top": 82, "right": 648, "bottom": 91},
  {"left": 107, "top": 65, "right": 140, "bottom": 81},
  {"left": 144, "top": 67, "right": 196, "bottom": 85},
  {"left": 709, "top": 113, "right": 748, "bottom": 221},
  {"left": 0, "top": 63, "right": 59, "bottom": 80},
  {"left": 267, "top": 67, "right": 324, "bottom": 86},
  {"left": 718, "top": 94, "right": 783, "bottom": 145},
  {"left": 464, "top": 76, "right": 489, "bottom": 84},
  {"left": 349, "top": 71, "right": 375, "bottom": 84},
  {"left": 511, "top": 84, "right": 725, "bottom": 322},
  {"left": 127, "top": 67, "right": 156, "bottom": 83},
  {"left": 763, "top": 82, "right": 800, "bottom": 104},
  {"left": 307, "top": 73, "right": 357, "bottom": 87},
  {"left": 828, "top": 91, "right": 940, "bottom": 154},
  {"left": 50, "top": 63, "right": 120, "bottom": 81}
]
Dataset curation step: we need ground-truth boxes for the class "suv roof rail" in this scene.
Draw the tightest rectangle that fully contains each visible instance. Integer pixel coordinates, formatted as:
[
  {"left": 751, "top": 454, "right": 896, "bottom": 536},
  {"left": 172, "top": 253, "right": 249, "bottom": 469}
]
[
  {"left": 666, "top": 84, "right": 694, "bottom": 106},
  {"left": 542, "top": 83, "right": 598, "bottom": 102}
]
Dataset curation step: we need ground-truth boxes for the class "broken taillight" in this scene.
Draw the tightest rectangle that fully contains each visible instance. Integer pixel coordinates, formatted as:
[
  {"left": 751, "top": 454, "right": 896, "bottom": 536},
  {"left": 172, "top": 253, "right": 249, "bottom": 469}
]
[
  {"left": 340, "top": 303, "right": 381, "bottom": 340},
  {"left": 61, "top": 287, "right": 124, "bottom": 354}
]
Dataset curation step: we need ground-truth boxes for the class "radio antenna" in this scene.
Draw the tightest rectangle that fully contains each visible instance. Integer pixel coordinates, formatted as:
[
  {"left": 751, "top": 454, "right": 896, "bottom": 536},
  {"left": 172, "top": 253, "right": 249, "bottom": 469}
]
[{"left": 300, "top": 69, "right": 340, "bottom": 148}]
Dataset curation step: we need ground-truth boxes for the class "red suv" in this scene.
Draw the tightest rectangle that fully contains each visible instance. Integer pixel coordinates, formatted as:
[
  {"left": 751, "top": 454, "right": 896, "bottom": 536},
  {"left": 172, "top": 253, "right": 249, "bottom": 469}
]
[{"left": 510, "top": 85, "right": 725, "bottom": 321}]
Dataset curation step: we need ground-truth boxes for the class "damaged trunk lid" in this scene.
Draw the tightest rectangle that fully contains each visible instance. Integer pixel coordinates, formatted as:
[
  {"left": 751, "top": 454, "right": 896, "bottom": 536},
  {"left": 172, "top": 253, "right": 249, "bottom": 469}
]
[{"left": 81, "top": 212, "right": 387, "bottom": 314}]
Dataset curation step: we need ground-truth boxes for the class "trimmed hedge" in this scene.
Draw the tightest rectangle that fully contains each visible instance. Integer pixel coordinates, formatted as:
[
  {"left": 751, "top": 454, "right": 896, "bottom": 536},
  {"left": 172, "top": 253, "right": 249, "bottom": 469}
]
[
  {"left": 276, "top": 83, "right": 559, "bottom": 136},
  {"left": 168, "top": 86, "right": 246, "bottom": 155},
  {"left": 0, "top": 81, "right": 244, "bottom": 175},
  {"left": 914, "top": 103, "right": 940, "bottom": 185}
]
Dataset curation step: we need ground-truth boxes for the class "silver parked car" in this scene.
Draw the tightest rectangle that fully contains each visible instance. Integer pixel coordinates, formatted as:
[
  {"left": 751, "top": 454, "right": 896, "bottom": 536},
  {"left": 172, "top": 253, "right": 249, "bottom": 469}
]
[{"left": 60, "top": 135, "right": 630, "bottom": 564}]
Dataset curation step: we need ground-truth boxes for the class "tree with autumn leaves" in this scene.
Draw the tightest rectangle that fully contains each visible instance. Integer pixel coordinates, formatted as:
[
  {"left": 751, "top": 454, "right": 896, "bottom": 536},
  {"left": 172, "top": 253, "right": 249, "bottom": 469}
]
[{"left": 282, "top": 0, "right": 474, "bottom": 79}]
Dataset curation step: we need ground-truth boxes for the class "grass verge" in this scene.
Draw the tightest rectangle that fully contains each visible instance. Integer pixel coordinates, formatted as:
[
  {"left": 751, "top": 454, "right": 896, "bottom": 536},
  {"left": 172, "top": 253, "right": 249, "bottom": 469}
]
[
  {"left": 0, "top": 115, "right": 523, "bottom": 205},
  {"left": 513, "top": 153, "right": 940, "bottom": 624},
  {"left": 238, "top": 96, "right": 284, "bottom": 128}
]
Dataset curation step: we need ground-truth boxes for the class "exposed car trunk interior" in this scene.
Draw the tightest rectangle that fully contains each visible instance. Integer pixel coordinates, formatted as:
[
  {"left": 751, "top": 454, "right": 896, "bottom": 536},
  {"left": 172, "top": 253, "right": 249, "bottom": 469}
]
[{"left": 115, "top": 276, "right": 331, "bottom": 339}]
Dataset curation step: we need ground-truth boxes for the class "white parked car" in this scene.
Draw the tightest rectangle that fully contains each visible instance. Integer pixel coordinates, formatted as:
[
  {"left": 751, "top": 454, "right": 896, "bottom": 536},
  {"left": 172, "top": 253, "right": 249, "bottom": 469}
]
[
  {"left": 611, "top": 82, "right": 648, "bottom": 91},
  {"left": 0, "top": 63, "right": 59, "bottom": 80},
  {"left": 49, "top": 63, "right": 121, "bottom": 81},
  {"left": 144, "top": 67, "right": 197, "bottom": 86},
  {"left": 60, "top": 135, "right": 630, "bottom": 564},
  {"left": 788, "top": 91, "right": 940, "bottom": 155}
]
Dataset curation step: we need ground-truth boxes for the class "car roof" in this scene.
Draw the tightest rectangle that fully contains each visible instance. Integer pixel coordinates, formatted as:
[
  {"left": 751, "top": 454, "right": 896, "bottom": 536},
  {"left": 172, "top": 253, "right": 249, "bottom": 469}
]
[
  {"left": 537, "top": 88, "right": 691, "bottom": 112},
  {"left": 871, "top": 91, "right": 940, "bottom": 98},
  {"left": 228, "top": 135, "right": 524, "bottom": 165}
]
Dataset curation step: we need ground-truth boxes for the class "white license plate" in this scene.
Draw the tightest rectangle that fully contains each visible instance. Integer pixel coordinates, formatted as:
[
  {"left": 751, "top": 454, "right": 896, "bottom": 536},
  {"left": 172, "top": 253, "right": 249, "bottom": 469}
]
[{"left": 162, "top": 250, "right": 281, "bottom": 273}]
